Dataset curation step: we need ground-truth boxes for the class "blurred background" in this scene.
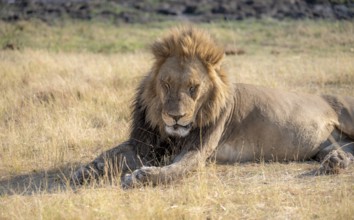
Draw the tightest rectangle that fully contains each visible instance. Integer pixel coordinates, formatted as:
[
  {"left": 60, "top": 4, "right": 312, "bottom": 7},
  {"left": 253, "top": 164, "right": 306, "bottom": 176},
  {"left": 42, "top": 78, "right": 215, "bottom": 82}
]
[{"left": 1, "top": 0, "right": 353, "bottom": 23}]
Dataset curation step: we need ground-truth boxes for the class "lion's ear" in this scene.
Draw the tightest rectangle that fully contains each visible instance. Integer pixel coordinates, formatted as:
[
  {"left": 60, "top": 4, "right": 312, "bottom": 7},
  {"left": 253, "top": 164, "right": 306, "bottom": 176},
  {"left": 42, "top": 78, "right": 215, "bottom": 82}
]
[
  {"left": 205, "top": 52, "right": 224, "bottom": 73},
  {"left": 151, "top": 38, "right": 171, "bottom": 62},
  {"left": 202, "top": 44, "right": 224, "bottom": 71},
  {"left": 212, "top": 53, "right": 224, "bottom": 72}
]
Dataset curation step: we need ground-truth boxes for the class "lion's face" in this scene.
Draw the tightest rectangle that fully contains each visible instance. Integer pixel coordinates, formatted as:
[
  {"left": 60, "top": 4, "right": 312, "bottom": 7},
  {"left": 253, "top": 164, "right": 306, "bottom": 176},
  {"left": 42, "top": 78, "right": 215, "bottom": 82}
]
[
  {"left": 141, "top": 26, "right": 229, "bottom": 138},
  {"left": 157, "top": 56, "right": 213, "bottom": 137}
]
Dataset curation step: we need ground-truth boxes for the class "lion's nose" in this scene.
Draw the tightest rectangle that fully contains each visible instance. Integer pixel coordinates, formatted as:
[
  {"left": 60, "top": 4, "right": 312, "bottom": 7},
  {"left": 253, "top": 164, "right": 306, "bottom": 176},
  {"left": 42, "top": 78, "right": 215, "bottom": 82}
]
[{"left": 168, "top": 113, "right": 185, "bottom": 122}]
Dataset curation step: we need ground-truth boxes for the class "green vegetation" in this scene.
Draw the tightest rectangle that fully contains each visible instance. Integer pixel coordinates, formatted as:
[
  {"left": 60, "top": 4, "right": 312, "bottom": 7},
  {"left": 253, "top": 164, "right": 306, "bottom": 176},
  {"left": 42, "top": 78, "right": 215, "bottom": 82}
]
[{"left": 1, "top": 20, "right": 353, "bottom": 54}]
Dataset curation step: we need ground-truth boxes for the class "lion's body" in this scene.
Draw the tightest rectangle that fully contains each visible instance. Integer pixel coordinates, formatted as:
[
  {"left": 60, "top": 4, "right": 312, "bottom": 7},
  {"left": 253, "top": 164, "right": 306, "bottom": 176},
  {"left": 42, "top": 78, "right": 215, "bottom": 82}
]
[
  {"left": 214, "top": 84, "right": 350, "bottom": 163},
  {"left": 73, "top": 27, "right": 354, "bottom": 187}
]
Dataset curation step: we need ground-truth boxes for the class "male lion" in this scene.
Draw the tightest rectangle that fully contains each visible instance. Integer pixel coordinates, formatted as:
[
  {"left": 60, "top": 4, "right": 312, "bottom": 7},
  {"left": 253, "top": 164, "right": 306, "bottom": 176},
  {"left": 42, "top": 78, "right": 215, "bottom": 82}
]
[{"left": 73, "top": 26, "right": 354, "bottom": 188}]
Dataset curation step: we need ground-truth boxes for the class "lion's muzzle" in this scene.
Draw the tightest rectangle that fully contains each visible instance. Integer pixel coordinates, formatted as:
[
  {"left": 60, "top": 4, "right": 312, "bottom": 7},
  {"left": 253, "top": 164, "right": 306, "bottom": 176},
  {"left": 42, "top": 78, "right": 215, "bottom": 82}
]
[
  {"left": 162, "top": 112, "right": 193, "bottom": 137},
  {"left": 165, "top": 123, "right": 192, "bottom": 137}
]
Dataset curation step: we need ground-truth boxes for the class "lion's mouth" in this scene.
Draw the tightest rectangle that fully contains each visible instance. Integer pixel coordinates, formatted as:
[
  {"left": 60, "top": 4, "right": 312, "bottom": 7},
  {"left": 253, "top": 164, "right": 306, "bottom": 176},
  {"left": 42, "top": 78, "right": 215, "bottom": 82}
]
[
  {"left": 165, "top": 123, "right": 192, "bottom": 137},
  {"left": 172, "top": 123, "right": 192, "bottom": 130}
]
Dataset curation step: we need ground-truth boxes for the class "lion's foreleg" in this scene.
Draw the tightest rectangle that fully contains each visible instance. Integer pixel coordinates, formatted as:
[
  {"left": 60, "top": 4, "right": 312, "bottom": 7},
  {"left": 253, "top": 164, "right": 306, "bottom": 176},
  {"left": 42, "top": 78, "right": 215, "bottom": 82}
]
[
  {"left": 72, "top": 141, "right": 141, "bottom": 184},
  {"left": 121, "top": 150, "right": 205, "bottom": 188},
  {"left": 122, "top": 119, "right": 227, "bottom": 188}
]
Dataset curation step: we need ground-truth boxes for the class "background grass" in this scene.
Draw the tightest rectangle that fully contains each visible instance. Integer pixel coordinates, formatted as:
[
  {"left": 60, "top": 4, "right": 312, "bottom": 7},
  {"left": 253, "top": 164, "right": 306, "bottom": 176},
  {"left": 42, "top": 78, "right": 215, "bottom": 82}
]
[
  {"left": 0, "top": 20, "right": 353, "bottom": 219},
  {"left": 1, "top": 20, "right": 354, "bottom": 54}
]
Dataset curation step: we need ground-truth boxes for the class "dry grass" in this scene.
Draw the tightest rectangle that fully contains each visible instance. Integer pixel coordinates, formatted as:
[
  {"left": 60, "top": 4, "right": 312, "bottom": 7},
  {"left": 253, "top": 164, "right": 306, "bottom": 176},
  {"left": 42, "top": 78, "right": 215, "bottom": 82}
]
[{"left": 0, "top": 20, "right": 354, "bottom": 219}]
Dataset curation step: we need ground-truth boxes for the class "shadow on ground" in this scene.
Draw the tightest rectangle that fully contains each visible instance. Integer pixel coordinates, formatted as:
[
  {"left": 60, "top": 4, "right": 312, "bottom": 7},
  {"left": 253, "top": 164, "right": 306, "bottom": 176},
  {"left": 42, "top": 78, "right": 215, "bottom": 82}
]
[
  {"left": 0, "top": 163, "right": 81, "bottom": 195},
  {"left": 1, "top": 161, "right": 343, "bottom": 195}
]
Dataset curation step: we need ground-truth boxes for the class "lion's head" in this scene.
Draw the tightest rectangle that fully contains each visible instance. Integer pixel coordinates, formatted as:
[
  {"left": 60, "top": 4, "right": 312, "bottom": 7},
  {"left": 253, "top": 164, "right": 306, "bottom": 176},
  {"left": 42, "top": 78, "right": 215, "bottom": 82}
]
[{"left": 140, "top": 26, "right": 232, "bottom": 137}]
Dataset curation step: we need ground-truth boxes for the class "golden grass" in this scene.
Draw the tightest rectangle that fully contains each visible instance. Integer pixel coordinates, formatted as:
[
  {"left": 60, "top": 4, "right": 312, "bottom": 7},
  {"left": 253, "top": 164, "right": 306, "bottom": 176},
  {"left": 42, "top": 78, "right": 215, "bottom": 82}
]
[{"left": 0, "top": 21, "right": 354, "bottom": 219}]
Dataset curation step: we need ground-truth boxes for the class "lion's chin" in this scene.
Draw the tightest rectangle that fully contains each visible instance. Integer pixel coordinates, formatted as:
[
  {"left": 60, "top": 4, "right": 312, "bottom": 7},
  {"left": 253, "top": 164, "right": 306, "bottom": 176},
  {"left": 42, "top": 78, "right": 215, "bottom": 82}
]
[{"left": 165, "top": 124, "right": 192, "bottom": 137}]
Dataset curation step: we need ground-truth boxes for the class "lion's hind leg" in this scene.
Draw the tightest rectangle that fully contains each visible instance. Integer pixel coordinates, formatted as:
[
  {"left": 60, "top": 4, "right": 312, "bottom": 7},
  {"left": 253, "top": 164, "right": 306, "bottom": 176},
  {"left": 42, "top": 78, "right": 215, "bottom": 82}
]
[
  {"left": 71, "top": 141, "right": 141, "bottom": 185},
  {"left": 316, "top": 141, "right": 354, "bottom": 175},
  {"left": 318, "top": 95, "right": 354, "bottom": 174},
  {"left": 323, "top": 95, "right": 354, "bottom": 139}
]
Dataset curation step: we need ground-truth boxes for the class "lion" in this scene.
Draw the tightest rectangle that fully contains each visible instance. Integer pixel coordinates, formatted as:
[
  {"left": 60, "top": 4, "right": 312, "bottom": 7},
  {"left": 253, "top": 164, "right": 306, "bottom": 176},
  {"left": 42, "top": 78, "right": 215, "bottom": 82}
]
[{"left": 72, "top": 26, "right": 354, "bottom": 188}]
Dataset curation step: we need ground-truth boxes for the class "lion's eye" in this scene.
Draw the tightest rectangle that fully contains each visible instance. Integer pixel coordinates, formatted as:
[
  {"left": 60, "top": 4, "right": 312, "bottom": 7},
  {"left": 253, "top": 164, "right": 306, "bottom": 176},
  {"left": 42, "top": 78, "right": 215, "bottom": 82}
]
[
  {"left": 161, "top": 80, "right": 170, "bottom": 92},
  {"left": 189, "top": 85, "right": 198, "bottom": 96}
]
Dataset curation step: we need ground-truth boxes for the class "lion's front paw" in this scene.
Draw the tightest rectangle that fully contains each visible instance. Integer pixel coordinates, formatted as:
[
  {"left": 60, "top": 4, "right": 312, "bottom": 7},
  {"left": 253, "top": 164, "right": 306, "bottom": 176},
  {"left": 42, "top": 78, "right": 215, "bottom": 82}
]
[
  {"left": 319, "top": 150, "right": 353, "bottom": 175},
  {"left": 71, "top": 161, "right": 105, "bottom": 185},
  {"left": 121, "top": 166, "right": 160, "bottom": 189}
]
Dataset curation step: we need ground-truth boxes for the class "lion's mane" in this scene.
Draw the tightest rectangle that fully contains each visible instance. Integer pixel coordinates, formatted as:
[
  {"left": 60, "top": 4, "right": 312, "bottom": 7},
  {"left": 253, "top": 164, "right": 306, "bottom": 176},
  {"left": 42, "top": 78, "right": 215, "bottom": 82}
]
[{"left": 131, "top": 26, "right": 233, "bottom": 141}]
